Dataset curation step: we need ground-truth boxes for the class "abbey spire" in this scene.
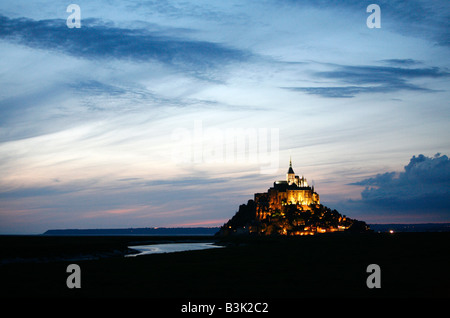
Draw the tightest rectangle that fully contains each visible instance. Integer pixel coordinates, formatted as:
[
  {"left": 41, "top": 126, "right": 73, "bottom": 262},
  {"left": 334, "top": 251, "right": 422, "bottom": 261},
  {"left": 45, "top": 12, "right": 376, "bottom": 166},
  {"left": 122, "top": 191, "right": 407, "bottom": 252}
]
[
  {"left": 286, "top": 158, "right": 309, "bottom": 187},
  {"left": 287, "top": 157, "right": 295, "bottom": 185}
]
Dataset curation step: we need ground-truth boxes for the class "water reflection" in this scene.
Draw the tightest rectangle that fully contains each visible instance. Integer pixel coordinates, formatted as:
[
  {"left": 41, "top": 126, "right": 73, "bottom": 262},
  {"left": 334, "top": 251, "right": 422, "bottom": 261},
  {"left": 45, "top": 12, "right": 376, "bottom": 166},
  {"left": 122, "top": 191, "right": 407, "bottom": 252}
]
[{"left": 125, "top": 242, "right": 223, "bottom": 257}]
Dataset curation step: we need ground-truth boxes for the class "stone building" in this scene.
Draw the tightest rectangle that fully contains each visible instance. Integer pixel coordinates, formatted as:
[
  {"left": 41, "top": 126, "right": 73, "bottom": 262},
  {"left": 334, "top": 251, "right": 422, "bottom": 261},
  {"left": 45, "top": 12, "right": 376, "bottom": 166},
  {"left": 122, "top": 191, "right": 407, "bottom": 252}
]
[{"left": 255, "top": 159, "right": 320, "bottom": 220}]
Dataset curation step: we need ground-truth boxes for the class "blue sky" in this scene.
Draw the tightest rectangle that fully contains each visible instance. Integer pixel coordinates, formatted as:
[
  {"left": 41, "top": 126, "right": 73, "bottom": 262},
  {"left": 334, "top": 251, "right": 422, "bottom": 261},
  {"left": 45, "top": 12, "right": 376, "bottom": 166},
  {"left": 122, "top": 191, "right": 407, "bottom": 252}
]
[{"left": 0, "top": 0, "right": 449, "bottom": 233}]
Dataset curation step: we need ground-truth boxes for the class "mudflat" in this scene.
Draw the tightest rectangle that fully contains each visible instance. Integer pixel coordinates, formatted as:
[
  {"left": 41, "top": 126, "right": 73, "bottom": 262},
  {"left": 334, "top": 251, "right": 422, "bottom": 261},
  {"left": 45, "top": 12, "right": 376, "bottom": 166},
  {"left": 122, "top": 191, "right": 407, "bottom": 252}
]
[{"left": 0, "top": 233, "right": 449, "bottom": 298}]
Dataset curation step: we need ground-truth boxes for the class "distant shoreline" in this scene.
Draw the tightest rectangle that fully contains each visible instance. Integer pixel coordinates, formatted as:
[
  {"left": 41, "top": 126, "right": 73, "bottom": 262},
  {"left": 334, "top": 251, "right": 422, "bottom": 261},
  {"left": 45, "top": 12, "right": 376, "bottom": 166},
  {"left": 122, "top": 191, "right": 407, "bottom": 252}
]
[
  {"left": 368, "top": 223, "right": 450, "bottom": 232},
  {"left": 40, "top": 223, "right": 450, "bottom": 236},
  {"left": 42, "top": 227, "right": 221, "bottom": 236}
]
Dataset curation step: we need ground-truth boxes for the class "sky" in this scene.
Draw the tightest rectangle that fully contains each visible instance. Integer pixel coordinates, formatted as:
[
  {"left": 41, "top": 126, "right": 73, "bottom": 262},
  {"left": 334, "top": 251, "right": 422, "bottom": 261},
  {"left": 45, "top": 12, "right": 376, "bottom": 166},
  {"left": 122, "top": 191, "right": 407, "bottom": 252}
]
[{"left": 0, "top": 0, "right": 449, "bottom": 234}]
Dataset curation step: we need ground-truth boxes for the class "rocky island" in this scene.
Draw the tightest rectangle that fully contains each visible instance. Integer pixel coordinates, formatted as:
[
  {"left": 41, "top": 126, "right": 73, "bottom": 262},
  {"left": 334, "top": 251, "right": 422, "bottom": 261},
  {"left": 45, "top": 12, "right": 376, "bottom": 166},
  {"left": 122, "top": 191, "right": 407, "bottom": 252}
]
[{"left": 218, "top": 159, "right": 369, "bottom": 236}]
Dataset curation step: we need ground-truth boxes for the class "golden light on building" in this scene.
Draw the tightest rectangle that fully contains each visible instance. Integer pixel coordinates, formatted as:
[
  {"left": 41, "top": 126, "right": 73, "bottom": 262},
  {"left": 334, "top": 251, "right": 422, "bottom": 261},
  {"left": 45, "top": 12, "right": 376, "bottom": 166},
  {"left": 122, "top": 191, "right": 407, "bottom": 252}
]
[
  {"left": 218, "top": 158, "right": 368, "bottom": 237},
  {"left": 255, "top": 159, "right": 320, "bottom": 221}
]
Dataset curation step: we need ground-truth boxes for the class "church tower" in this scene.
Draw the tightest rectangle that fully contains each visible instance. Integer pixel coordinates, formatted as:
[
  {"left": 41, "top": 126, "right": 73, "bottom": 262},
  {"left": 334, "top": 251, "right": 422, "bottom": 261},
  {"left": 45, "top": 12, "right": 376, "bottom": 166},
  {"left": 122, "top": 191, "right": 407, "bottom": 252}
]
[{"left": 287, "top": 157, "right": 295, "bottom": 185}]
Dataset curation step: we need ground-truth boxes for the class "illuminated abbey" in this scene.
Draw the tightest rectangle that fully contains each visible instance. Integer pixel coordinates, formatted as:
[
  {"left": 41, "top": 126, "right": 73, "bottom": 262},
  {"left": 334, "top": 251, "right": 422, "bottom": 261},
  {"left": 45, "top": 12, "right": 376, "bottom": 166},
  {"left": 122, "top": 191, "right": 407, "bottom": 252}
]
[
  {"left": 255, "top": 158, "right": 320, "bottom": 220},
  {"left": 218, "top": 159, "right": 370, "bottom": 236}
]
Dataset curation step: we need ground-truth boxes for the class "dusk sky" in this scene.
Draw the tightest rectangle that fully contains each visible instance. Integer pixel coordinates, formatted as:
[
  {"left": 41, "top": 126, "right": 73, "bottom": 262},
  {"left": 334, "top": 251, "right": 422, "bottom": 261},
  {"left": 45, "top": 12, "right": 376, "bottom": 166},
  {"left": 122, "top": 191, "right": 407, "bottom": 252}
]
[{"left": 0, "top": 0, "right": 449, "bottom": 234}]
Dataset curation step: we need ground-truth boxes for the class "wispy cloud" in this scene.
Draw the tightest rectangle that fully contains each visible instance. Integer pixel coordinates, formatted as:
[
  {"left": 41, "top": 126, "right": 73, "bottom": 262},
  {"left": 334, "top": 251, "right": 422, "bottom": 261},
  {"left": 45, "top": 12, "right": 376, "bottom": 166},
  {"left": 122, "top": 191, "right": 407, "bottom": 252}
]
[
  {"left": 0, "top": 15, "right": 250, "bottom": 74},
  {"left": 380, "top": 59, "right": 423, "bottom": 66},
  {"left": 0, "top": 185, "right": 73, "bottom": 199},
  {"left": 69, "top": 80, "right": 127, "bottom": 96},
  {"left": 284, "top": 63, "right": 449, "bottom": 97},
  {"left": 316, "top": 64, "right": 449, "bottom": 83}
]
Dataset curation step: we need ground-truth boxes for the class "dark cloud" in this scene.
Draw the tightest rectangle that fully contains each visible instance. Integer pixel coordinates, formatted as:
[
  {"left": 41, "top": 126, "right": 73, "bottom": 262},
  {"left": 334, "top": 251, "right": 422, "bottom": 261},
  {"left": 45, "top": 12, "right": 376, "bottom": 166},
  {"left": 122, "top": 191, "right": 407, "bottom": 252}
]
[
  {"left": 316, "top": 65, "right": 448, "bottom": 84},
  {"left": 379, "top": 0, "right": 450, "bottom": 47},
  {"left": 380, "top": 59, "right": 422, "bottom": 66},
  {"left": 0, "top": 15, "right": 250, "bottom": 73},
  {"left": 348, "top": 153, "right": 450, "bottom": 215},
  {"left": 284, "top": 63, "right": 448, "bottom": 98}
]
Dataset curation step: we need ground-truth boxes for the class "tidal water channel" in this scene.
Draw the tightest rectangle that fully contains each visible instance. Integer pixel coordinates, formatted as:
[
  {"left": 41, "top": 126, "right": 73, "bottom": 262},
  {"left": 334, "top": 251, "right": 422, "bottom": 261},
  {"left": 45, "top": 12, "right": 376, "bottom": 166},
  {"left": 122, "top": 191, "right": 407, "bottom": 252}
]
[{"left": 125, "top": 242, "right": 223, "bottom": 257}]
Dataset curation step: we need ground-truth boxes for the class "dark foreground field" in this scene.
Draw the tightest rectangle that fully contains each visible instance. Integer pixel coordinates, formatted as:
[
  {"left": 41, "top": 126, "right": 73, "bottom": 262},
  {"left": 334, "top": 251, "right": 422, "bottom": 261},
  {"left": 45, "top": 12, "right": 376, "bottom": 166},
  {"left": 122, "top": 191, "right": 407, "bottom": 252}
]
[{"left": 0, "top": 233, "right": 449, "bottom": 301}]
